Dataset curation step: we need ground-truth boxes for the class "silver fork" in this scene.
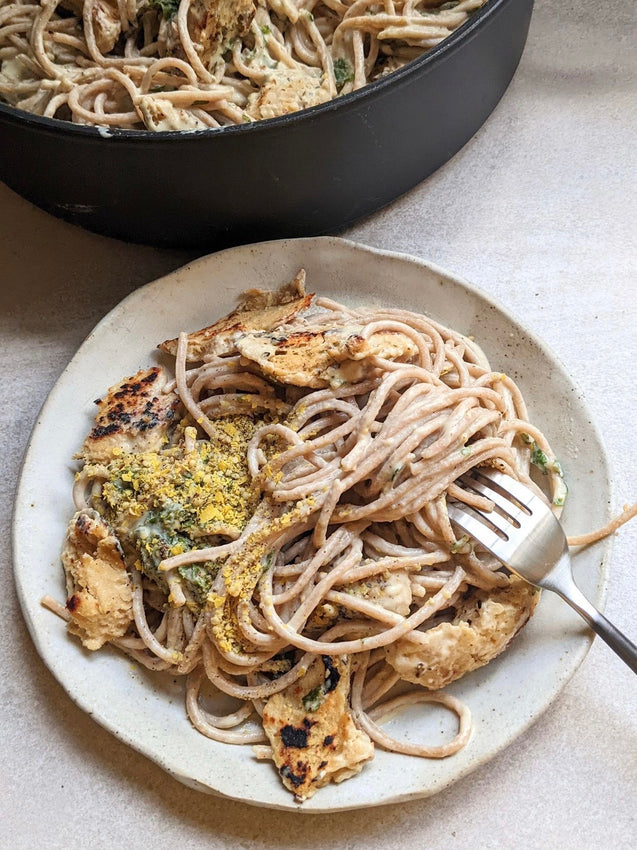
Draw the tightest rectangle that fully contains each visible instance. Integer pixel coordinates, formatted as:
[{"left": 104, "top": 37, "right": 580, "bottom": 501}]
[{"left": 447, "top": 467, "right": 637, "bottom": 673}]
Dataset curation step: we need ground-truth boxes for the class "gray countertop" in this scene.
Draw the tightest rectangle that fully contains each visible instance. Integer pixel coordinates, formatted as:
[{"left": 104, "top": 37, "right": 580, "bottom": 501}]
[{"left": 1, "top": 1, "right": 635, "bottom": 847}]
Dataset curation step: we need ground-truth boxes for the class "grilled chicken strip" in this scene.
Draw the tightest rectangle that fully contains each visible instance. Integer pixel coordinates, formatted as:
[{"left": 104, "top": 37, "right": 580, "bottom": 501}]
[
  {"left": 246, "top": 66, "right": 331, "bottom": 121},
  {"left": 159, "top": 270, "right": 313, "bottom": 360},
  {"left": 261, "top": 655, "right": 374, "bottom": 800},
  {"left": 158, "top": 0, "right": 256, "bottom": 71},
  {"left": 79, "top": 366, "right": 181, "bottom": 463},
  {"left": 62, "top": 509, "right": 134, "bottom": 650},
  {"left": 236, "top": 326, "right": 418, "bottom": 388},
  {"left": 384, "top": 576, "right": 539, "bottom": 690}
]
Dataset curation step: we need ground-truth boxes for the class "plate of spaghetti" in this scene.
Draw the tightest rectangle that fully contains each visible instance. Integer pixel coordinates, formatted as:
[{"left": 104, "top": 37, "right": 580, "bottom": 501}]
[{"left": 13, "top": 237, "right": 613, "bottom": 811}]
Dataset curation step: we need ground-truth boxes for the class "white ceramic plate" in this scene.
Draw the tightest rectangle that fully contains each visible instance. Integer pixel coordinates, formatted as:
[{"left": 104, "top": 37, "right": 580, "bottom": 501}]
[{"left": 13, "top": 237, "right": 612, "bottom": 812}]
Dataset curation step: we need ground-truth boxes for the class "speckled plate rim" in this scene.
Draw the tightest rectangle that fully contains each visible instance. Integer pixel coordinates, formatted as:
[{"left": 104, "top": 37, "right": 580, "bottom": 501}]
[{"left": 12, "top": 237, "right": 612, "bottom": 812}]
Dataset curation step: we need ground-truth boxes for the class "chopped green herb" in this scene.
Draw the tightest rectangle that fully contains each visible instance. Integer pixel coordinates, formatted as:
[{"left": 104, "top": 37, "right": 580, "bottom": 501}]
[
  {"left": 530, "top": 443, "right": 564, "bottom": 477},
  {"left": 178, "top": 562, "right": 219, "bottom": 605},
  {"left": 302, "top": 685, "right": 324, "bottom": 712},
  {"left": 333, "top": 57, "right": 354, "bottom": 88},
  {"left": 133, "top": 508, "right": 191, "bottom": 587},
  {"left": 131, "top": 505, "right": 222, "bottom": 603},
  {"left": 527, "top": 440, "right": 567, "bottom": 506},
  {"left": 261, "top": 551, "right": 275, "bottom": 574},
  {"left": 531, "top": 445, "right": 549, "bottom": 470},
  {"left": 261, "top": 24, "right": 271, "bottom": 35},
  {"left": 149, "top": 0, "right": 179, "bottom": 20}
]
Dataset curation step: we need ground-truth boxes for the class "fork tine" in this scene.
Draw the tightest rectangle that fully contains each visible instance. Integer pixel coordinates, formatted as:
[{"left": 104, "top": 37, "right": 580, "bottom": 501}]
[
  {"left": 475, "top": 468, "right": 555, "bottom": 523},
  {"left": 459, "top": 475, "right": 526, "bottom": 526},
  {"left": 446, "top": 502, "right": 511, "bottom": 557},
  {"left": 459, "top": 473, "right": 528, "bottom": 526},
  {"left": 451, "top": 495, "right": 515, "bottom": 538},
  {"left": 472, "top": 468, "right": 538, "bottom": 509}
]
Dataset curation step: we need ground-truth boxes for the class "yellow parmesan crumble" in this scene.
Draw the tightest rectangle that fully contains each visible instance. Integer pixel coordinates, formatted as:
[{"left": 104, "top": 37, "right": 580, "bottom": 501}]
[
  {"left": 209, "top": 496, "right": 318, "bottom": 655},
  {"left": 92, "top": 415, "right": 262, "bottom": 536}
]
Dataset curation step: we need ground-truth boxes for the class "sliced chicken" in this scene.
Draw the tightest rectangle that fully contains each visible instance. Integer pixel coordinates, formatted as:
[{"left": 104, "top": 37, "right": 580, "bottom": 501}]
[
  {"left": 80, "top": 366, "right": 181, "bottom": 463},
  {"left": 236, "top": 326, "right": 418, "bottom": 388},
  {"left": 246, "top": 66, "right": 331, "bottom": 121},
  {"left": 62, "top": 509, "right": 134, "bottom": 650},
  {"left": 344, "top": 570, "right": 413, "bottom": 617},
  {"left": 384, "top": 576, "right": 539, "bottom": 690},
  {"left": 158, "top": 271, "right": 314, "bottom": 360},
  {"left": 261, "top": 655, "right": 374, "bottom": 800},
  {"left": 193, "top": 0, "right": 256, "bottom": 66},
  {"left": 238, "top": 272, "right": 308, "bottom": 311},
  {"left": 136, "top": 96, "right": 210, "bottom": 132},
  {"left": 158, "top": 0, "right": 256, "bottom": 70}
]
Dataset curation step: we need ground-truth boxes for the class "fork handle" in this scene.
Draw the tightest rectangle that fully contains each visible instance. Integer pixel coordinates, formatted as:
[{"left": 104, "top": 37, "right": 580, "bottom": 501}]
[{"left": 549, "top": 573, "right": 637, "bottom": 674}]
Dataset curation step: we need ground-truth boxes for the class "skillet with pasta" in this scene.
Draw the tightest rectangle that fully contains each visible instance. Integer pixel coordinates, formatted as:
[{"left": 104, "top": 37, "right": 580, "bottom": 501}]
[{"left": 0, "top": 1, "right": 488, "bottom": 130}]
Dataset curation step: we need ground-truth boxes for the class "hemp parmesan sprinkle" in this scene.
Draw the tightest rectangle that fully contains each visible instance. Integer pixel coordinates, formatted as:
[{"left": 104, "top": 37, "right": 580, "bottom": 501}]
[{"left": 92, "top": 414, "right": 262, "bottom": 537}]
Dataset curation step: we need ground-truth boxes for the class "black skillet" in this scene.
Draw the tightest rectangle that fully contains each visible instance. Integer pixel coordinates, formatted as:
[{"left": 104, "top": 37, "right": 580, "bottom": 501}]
[{"left": 0, "top": 0, "right": 534, "bottom": 248}]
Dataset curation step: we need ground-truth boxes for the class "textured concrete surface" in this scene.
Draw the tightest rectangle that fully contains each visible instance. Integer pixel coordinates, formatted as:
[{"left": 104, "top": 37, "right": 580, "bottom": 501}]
[{"left": 1, "top": 1, "right": 635, "bottom": 847}]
